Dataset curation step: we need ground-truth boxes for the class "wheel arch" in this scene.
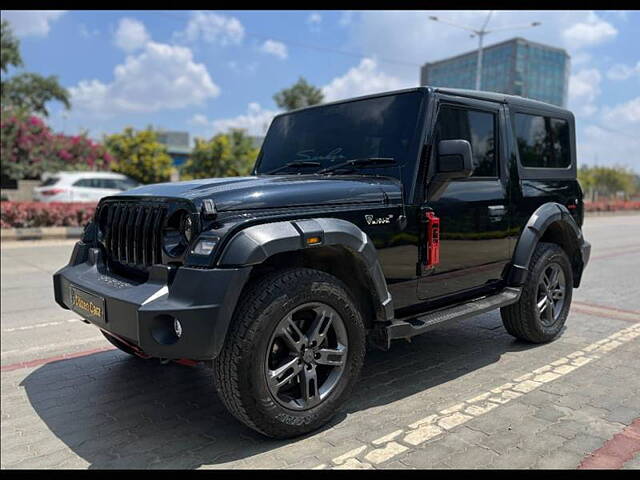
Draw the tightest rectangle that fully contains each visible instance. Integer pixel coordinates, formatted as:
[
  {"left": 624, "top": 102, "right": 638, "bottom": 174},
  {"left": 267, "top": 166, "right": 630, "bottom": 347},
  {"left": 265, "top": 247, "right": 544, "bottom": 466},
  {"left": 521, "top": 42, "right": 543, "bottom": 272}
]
[
  {"left": 218, "top": 218, "right": 394, "bottom": 328},
  {"left": 508, "top": 202, "right": 587, "bottom": 288}
]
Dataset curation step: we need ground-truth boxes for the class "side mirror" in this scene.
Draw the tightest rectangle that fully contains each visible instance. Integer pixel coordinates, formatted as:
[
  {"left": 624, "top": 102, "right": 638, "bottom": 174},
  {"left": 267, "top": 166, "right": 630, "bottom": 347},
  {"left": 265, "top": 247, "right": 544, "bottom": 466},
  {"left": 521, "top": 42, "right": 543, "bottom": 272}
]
[
  {"left": 428, "top": 139, "right": 474, "bottom": 201},
  {"left": 436, "top": 139, "right": 473, "bottom": 180}
]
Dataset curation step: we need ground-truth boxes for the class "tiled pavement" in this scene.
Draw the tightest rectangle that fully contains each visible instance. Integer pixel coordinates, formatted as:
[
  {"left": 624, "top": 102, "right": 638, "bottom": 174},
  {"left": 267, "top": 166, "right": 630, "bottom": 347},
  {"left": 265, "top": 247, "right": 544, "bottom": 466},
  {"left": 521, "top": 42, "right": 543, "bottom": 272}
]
[{"left": 1, "top": 215, "right": 639, "bottom": 469}]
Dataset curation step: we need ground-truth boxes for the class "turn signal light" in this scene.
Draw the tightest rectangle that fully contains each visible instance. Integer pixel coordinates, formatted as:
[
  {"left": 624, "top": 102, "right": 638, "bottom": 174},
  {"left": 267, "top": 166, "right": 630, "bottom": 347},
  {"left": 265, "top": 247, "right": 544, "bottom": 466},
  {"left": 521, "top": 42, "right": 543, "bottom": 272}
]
[{"left": 192, "top": 237, "right": 218, "bottom": 256}]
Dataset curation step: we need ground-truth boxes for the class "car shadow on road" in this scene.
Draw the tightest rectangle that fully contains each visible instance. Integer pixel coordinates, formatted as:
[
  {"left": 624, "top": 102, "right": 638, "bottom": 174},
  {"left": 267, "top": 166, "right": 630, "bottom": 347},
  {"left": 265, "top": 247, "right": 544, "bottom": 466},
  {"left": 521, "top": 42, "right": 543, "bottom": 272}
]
[{"left": 20, "top": 312, "right": 540, "bottom": 468}]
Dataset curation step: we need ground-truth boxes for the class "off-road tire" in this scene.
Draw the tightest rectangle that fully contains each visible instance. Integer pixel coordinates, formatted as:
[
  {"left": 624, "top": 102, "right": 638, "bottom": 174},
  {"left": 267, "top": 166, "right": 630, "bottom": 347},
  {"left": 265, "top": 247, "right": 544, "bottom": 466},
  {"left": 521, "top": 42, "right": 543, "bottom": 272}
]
[
  {"left": 501, "top": 242, "right": 573, "bottom": 343},
  {"left": 213, "top": 267, "right": 367, "bottom": 438}
]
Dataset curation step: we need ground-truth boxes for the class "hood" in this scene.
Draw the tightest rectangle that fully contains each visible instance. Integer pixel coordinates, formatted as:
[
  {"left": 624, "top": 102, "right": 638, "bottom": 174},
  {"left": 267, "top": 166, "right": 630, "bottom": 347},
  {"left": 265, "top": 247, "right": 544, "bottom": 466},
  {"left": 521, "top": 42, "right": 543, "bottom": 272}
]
[{"left": 116, "top": 175, "right": 402, "bottom": 212}]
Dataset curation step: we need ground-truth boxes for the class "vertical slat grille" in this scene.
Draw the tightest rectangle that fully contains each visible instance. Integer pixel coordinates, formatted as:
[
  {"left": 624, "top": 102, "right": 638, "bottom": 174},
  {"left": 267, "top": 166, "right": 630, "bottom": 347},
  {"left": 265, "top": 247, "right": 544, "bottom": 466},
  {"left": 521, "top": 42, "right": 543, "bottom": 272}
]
[{"left": 100, "top": 202, "right": 166, "bottom": 270}]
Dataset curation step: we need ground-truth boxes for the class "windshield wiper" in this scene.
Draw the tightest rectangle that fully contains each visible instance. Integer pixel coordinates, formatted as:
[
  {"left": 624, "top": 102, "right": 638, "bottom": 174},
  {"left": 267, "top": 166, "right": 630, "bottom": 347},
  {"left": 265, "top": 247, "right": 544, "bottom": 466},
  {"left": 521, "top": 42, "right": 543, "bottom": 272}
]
[
  {"left": 266, "top": 161, "right": 321, "bottom": 175},
  {"left": 317, "top": 157, "right": 397, "bottom": 175}
]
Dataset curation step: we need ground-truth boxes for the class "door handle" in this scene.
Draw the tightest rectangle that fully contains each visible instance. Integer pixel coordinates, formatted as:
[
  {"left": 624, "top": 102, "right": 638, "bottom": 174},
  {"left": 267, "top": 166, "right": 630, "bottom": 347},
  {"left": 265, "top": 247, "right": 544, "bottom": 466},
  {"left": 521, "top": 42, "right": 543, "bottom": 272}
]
[{"left": 488, "top": 205, "right": 506, "bottom": 221}]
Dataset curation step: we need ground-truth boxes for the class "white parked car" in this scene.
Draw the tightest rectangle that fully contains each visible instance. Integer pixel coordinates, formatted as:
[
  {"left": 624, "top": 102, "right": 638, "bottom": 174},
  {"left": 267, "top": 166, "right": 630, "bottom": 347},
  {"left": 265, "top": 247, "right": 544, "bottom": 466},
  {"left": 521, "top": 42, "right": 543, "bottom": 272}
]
[{"left": 33, "top": 172, "right": 140, "bottom": 203}]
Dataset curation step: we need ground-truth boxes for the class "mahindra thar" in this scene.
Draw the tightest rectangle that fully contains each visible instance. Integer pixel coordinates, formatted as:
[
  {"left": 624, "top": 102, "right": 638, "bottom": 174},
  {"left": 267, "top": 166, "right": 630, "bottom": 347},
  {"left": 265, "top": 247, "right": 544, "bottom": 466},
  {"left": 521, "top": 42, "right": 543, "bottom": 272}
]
[{"left": 54, "top": 87, "right": 591, "bottom": 438}]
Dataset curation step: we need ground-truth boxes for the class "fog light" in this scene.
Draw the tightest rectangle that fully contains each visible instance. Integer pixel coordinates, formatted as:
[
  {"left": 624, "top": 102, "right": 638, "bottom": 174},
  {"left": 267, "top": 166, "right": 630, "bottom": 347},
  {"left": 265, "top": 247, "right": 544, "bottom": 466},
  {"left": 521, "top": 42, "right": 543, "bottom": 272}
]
[
  {"left": 192, "top": 237, "right": 218, "bottom": 256},
  {"left": 173, "top": 319, "right": 183, "bottom": 338}
]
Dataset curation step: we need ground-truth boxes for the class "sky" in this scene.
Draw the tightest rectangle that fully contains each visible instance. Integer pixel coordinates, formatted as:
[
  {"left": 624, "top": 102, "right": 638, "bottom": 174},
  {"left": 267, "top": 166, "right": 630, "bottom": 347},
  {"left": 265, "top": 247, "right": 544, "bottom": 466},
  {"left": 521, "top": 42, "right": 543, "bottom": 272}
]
[{"left": 2, "top": 9, "right": 639, "bottom": 171}]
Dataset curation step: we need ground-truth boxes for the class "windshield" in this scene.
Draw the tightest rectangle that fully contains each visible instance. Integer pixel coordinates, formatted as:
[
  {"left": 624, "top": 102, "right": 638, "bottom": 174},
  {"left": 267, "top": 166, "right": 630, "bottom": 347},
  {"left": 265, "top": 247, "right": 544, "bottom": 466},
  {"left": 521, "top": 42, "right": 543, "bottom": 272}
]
[{"left": 255, "top": 91, "right": 423, "bottom": 175}]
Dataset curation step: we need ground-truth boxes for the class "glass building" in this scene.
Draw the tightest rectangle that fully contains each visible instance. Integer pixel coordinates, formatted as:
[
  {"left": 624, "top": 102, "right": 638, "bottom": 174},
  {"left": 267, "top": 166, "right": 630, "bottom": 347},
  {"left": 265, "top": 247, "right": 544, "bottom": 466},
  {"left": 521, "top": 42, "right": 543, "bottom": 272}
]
[{"left": 420, "top": 37, "right": 570, "bottom": 107}]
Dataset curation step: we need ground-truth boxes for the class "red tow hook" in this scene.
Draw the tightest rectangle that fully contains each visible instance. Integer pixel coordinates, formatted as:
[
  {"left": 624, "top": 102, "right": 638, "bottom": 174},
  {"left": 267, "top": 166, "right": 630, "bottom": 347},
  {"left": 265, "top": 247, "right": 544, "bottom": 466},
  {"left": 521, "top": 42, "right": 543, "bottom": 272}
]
[{"left": 173, "top": 358, "right": 199, "bottom": 367}]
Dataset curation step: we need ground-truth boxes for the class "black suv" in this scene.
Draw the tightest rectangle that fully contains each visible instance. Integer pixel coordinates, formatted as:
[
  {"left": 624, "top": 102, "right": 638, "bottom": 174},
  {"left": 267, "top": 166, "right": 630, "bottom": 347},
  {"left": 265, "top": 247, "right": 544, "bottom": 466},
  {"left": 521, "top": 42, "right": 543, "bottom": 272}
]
[{"left": 54, "top": 87, "right": 590, "bottom": 438}]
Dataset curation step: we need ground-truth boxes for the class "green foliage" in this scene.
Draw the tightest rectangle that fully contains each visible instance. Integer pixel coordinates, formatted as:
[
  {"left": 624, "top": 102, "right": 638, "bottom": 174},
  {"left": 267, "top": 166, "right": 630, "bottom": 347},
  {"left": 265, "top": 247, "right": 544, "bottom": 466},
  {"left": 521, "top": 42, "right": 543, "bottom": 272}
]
[
  {"left": 181, "top": 129, "right": 259, "bottom": 180},
  {"left": 104, "top": 127, "right": 173, "bottom": 184},
  {"left": 578, "top": 165, "right": 638, "bottom": 201},
  {"left": 1, "top": 106, "right": 113, "bottom": 180},
  {"left": 2, "top": 73, "right": 71, "bottom": 117},
  {"left": 1, "top": 20, "right": 22, "bottom": 73},
  {"left": 1, "top": 20, "right": 70, "bottom": 117},
  {"left": 273, "top": 77, "right": 324, "bottom": 111}
]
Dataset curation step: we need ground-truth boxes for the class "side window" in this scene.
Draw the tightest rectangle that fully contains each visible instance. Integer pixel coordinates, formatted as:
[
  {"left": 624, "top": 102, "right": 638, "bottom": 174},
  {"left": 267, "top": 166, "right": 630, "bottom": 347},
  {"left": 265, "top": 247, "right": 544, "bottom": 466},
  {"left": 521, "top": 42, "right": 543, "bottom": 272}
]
[
  {"left": 73, "top": 179, "right": 92, "bottom": 188},
  {"left": 101, "top": 179, "right": 119, "bottom": 189},
  {"left": 514, "top": 113, "right": 571, "bottom": 168},
  {"left": 436, "top": 106, "right": 497, "bottom": 177}
]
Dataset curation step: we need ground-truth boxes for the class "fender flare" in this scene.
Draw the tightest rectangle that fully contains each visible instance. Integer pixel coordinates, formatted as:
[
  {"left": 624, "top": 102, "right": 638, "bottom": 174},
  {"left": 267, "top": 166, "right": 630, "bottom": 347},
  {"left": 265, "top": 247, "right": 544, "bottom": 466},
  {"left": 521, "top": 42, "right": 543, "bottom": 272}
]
[
  {"left": 218, "top": 217, "right": 394, "bottom": 322},
  {"left": 507, "top": 202, "right": 587, "bottom": 287}
]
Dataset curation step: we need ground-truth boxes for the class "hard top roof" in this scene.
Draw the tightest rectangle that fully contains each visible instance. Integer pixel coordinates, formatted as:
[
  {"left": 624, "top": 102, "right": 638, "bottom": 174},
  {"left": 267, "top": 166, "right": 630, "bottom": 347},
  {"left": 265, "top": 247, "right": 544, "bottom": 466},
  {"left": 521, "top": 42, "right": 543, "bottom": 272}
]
[{"left": 273, "top": 86, "right": 571, "bottom": 118}]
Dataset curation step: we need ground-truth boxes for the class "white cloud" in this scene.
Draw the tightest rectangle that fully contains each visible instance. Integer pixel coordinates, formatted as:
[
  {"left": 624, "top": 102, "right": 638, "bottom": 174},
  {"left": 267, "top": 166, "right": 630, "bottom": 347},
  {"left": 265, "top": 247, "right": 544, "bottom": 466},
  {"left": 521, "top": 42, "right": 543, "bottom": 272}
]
[
  {"left": 577, "top": 98, "right": 640, "bottom": 168},
  {"left": 568, "top": 68, "right": 602, "bottom": 117},
  {"left": 191, "top": 103, "right": 280, "bottom": 137},
  {"left": 344, "top": 11, "right": 625, "bottom": 86},
  {"left": 79, "top": 24, "right": 99, "bottom": 38},
  {"left": 339, "top": 11, "right": 354, "bottom": 27},
  {"left": 571, "top": 52, "right": 592, "bottom": 67},
  {"left": 322, "top": 58, "right": 410, "bottom": 102},
  {"left": 307, "top": 12, "right": 322, "bottom": 32},
  {"left": 1, "top": 10, "right": 65, "bottom": 37},
  {"left": 70, "top": 42, "right": 220, "bottom": 115},
  {"left": 307, "top": 12, "right": 322, "bottom": 25},
  {"left": 562, "top": 12, "right": 617, "bottom": 49},
  {"left": 189, "top": 113, "right": 210, "bottom": 127},
  {"left": 606, "top": 62, "right": 640, "bottom": 81},
  {"left": 175, "top": 11, "right": 244, "bottom": 45},
  {"left": 580, "top": 124, "right": 640, "bottom": 169},
  {"left": 259, "top": 39, "right": 288, "bottom": 60},
  {"left": 113, "top": 18, "right": 150, "bottom": 52},
  {"left": 210, "top": 103, "right": 280, "bottom": 136},
  {"left": 602, "top": 97, "right": 640, "bottom": 125}
]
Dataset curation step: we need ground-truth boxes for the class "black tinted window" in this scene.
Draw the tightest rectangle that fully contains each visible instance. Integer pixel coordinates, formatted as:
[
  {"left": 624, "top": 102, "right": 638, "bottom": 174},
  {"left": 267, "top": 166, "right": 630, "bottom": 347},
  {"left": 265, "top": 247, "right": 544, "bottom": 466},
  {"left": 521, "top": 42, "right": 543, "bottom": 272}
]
[
  {"left": 101, "top": 179, "right": 119, "bottom": 189},
  {"left": 116, "top": 178, "right": 139, "bottom": 190},
  {"left": 256, "top": 91, "right": 422, "bottom": 174},
  {"left": 514, "top": 114, "right": 571, "bottom": 168},
  {"left": 73, "top": 179, "right": 93, "bottom": 188},
  {"left": 40, "top": 177, "right": 59, "bottom": 187},
  {"left": 436, "top": 107, "right": 497, "bottom": 177}
]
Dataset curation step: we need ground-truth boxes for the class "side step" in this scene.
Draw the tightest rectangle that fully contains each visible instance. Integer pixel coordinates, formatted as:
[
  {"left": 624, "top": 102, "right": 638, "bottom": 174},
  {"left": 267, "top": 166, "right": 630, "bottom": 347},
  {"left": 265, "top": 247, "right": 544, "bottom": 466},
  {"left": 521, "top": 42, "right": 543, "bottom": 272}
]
[{"left": 385, "top": 287, "right": 522, "bottom": 344}]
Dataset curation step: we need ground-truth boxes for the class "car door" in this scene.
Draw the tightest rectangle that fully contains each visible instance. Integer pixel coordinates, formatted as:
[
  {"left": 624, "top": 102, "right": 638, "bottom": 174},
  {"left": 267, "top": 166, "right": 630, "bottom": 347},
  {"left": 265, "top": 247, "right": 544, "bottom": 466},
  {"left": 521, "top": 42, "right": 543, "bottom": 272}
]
[
  {"left": 70, "top": 178, "right": 95, "bottom": 201},
  {"left": 417, "top": 96, "right": 511, "bottom": 301}
]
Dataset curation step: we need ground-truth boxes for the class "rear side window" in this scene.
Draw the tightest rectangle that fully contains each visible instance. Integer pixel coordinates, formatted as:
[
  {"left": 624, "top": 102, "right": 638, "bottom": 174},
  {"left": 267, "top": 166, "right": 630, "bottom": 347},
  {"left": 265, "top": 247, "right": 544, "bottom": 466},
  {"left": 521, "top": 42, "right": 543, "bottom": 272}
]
[
  {"left": 40, "top": 177, "right": 59, "bottom": 187},
  {"left": 73, "top": 178, "right": 109, "bottom": 188},
  {"left": 514, "top": 113, "right": 571, "bottom": 168},
  {"left": 73, "top": 178, "right": 92, "bottom": 188},
  {"left": 436, "top": 106, "right": 497, "bottom": 177}
]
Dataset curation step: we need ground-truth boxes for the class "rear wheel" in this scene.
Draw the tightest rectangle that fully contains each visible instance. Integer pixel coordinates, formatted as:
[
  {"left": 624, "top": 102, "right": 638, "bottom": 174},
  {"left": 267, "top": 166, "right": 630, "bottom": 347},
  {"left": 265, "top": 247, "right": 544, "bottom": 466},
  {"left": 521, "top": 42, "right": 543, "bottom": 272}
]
[
  {"left": 501, "top": 242, "right": 573, "bottom": 343},
  {"left": 214, "top": 268, "right": 366, "bottom": 438}
]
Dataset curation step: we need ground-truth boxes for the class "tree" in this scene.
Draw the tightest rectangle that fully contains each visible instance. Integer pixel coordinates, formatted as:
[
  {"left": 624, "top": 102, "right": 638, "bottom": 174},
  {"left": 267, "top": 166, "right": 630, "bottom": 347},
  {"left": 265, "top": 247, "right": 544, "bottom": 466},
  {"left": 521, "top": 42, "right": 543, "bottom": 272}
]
[
  {"left": 273, "top": 77, "right": 324, "bottom": 111},
  {"left": 578, "top": 165, "right": 638, "bottom": 201},
  {"left": 1, "top": 20, "right": 70, "bottom": 117},
  {"left": 104, "top": 128, "right": 173, "bottom": 184},
  {"left": 1, "top": 107, "right": 113, "bottom": 180},
  {"left": 1, "top": 19, "right": 22, "bottom": 72},
  {"left": 181, "top": 129, "right": 259, "bottom": 180}
]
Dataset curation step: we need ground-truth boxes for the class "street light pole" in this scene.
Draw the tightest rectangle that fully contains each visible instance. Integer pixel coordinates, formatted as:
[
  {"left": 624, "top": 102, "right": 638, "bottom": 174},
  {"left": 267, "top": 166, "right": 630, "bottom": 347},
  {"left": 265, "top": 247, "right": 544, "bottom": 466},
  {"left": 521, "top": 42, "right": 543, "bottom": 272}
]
[
  {"left": 475, "top": 29, "right": 485, "bottom": 91},
  {"left": 428, "top": 12, "right": 541, "bottom": 91}
]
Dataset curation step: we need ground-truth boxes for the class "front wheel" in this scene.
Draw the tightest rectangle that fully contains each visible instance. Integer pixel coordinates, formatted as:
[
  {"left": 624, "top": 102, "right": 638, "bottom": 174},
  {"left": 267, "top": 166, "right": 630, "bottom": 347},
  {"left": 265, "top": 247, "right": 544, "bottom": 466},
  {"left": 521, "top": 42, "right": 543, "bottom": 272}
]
[
  {"left": 501, "top": 242, "right": 573, "bottom": 343},
  {"left": 213, "top": 268, "right": 366, "bottom": 438}
]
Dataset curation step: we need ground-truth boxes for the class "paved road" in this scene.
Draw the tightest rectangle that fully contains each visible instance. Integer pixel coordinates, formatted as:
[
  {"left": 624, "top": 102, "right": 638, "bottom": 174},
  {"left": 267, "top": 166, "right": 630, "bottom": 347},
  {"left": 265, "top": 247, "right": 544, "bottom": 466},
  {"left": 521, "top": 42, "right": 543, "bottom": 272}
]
[{"left": 1, "top": 214, "right": 639, "bottom": 469}]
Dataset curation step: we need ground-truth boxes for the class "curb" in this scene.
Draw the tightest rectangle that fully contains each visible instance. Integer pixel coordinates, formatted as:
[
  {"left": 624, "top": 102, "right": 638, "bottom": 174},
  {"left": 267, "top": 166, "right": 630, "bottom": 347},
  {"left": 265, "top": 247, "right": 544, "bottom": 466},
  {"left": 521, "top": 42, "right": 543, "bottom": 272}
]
[
  {"left": 0, "top": 226, "right": 84, "bottom": 241},
  {"left": 585, "top": 210, "right": 640, "bottom": 217}
]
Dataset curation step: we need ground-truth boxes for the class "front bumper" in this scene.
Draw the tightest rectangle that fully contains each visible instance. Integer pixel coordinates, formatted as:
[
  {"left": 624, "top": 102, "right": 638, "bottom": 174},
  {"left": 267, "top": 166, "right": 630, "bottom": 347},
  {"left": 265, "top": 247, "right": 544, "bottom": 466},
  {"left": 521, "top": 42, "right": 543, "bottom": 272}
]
[{"left": 53, "top": 242, "right": 252, "bottom": 360}]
